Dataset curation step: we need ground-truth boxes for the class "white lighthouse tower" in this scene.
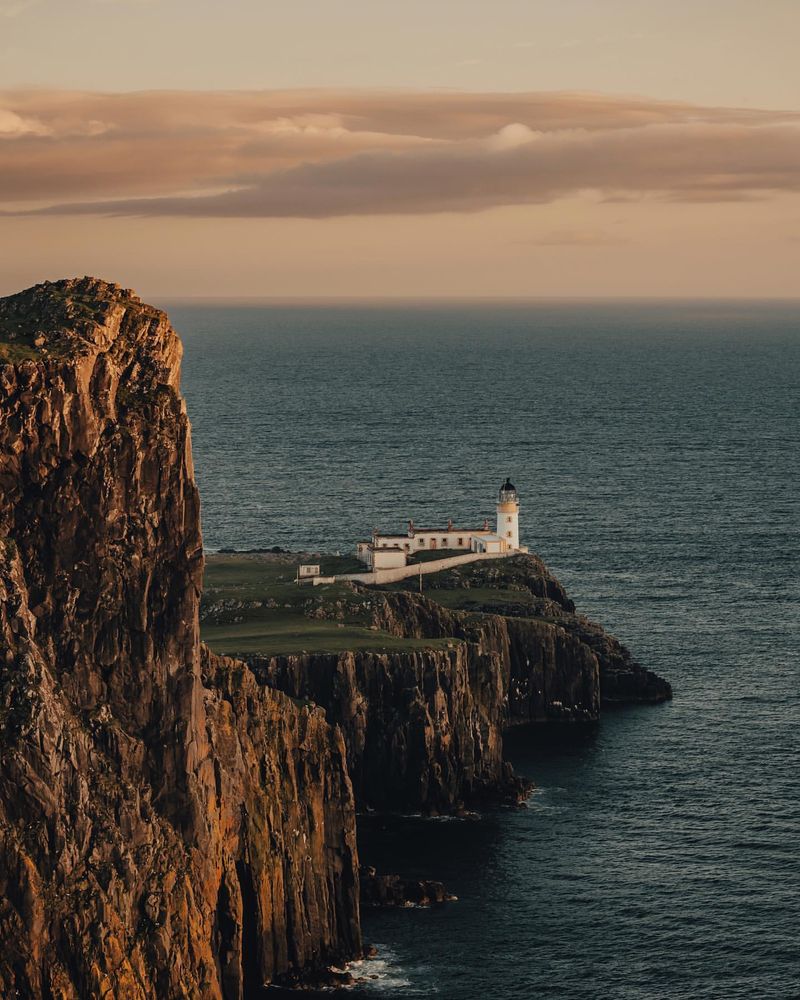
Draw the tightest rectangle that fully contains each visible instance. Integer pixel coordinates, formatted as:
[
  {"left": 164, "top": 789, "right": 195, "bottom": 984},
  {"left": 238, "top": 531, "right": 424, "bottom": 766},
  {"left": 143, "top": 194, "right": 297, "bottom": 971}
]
[{"left": 496, "top": 477, "right": 520, "bottom": 550}]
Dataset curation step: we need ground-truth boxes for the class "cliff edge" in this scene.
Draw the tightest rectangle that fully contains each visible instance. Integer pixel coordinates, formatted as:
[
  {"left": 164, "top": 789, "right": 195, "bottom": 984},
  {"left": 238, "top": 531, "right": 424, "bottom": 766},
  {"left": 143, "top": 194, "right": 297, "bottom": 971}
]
[
  {"left": 203, "top": 549, "right": 671, "bottom": 816},
  {"left": 0, "top": 279, "right": 360, "bottom": 998}
]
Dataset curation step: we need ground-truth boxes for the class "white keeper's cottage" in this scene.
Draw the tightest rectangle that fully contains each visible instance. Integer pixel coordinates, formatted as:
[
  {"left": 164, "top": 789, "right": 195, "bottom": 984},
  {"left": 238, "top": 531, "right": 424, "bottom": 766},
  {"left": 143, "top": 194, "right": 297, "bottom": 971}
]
[{"left": 356, "top": 478, "right": 525, "bottom": 570}]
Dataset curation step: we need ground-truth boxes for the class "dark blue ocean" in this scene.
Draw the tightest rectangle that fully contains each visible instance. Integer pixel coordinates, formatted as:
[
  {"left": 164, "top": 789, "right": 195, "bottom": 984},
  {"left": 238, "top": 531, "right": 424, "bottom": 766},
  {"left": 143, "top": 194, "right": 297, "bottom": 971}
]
[{"left": 169, "top": 301, "right": 800, "bottom": 1000}]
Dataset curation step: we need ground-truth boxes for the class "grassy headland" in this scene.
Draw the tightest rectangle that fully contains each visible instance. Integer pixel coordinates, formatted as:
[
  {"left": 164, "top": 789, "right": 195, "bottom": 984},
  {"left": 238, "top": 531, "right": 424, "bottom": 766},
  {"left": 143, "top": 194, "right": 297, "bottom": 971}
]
[{"left": 201, "top": 551, "right": 456, "bottom": 656}]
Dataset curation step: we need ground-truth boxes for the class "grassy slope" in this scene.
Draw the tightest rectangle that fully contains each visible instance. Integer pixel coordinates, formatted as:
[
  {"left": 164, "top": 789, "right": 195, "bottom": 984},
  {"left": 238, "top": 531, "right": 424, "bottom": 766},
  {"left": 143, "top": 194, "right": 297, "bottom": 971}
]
[
  {"left": 0, "top": 305, "right": 42, "bottom": 362},
  {"left": 0, "top": 342, "right": 40, "bottom": 363},
  {"left": 411, "top": 586, "right": 539, "bottom": 611},
  {"left": 378, "top": 555, "right": 562, "bottom": 623},
  {"left": 201, "top": 553, "right": 454, "bottom": 656}
]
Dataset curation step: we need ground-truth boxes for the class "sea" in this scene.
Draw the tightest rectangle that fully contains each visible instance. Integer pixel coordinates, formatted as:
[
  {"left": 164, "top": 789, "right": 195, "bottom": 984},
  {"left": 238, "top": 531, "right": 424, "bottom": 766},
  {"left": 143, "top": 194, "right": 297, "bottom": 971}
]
[{"left": 169, "top": 300, "right": 800, "bottom": 1000}]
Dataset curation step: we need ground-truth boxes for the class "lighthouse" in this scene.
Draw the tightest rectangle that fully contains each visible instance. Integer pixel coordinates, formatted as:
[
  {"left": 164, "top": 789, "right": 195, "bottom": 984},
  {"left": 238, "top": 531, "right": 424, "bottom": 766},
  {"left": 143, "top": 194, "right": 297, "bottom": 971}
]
[
  {"left": 355, "top": 479, "right": 524, "bottom": 567},
  {"left": 496, "top": 477, "right": 520, "bottom": 550}
]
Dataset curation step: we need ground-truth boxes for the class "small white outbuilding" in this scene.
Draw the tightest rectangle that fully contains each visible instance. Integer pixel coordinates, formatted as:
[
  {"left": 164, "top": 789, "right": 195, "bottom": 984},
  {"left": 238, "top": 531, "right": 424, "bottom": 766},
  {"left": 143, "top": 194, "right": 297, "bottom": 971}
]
[{"left": 368, "top": 546, "right": 407, "bottom": 570}]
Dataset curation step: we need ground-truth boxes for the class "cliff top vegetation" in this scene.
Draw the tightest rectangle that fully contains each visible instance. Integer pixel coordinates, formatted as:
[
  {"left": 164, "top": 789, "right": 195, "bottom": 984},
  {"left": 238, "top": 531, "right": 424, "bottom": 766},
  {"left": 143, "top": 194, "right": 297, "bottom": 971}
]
[
  {"left": 202, "top": 552, "right": 456, "bottom": 655},
  {"left": 0, "top": 277, "right": 151, "bottom": 363}
]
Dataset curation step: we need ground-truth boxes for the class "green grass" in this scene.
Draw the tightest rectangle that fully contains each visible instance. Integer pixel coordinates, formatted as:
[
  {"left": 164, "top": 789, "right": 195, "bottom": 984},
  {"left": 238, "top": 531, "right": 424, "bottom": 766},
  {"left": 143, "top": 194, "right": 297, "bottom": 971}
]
[
  {"left": 317, "top": 554, "right": 366, "bottom": 575},
  {"left": 201, "top": 552, "right": 454, "bottom": 656},
  {"left": 203, "top": 553, "right": 304, "bottom": 598},
  {"left": 0, "top": 341, "right": 41, "bottom": 363},
  {"left": 203, "top": 552, "right": 364, "bottom": 594},
  {"left": 379, "top": 582, "right": 543, "bottom": 615},
  {"left": 412, "top": 586, "right": 538, "bottom": 611},
  {"left": 201, "top": 619, "right": 452, "bottom": 656},
  {"left": 201, "top": 552, "right": 555, "bottom": 654}
]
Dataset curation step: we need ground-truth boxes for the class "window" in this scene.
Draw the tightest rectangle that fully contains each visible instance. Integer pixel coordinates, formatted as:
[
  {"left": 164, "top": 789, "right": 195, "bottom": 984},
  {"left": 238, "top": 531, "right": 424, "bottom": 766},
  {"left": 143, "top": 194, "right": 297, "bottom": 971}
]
[
  {"left": 419, "top": 538, "right": 425, "bottom": 546},
  {"left": 442, "top": 538, "right": 447, "bottom": 546},
  {"left": 507, "top": 531, "right": 512, "bottom": 538},
  {"left": 458, "top": 537, "right": 464, "bottom": 546},
  {"left": 507, "top": 516, "right": 513, "bottom": 523}
]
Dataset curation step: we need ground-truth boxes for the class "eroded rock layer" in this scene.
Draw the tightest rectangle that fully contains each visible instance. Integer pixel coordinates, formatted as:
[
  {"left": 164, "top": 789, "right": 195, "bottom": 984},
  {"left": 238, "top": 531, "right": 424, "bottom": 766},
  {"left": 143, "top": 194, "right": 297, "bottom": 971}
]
[
  {"left": 0, "top": 279, "right": 360, "bottom": 999},
  {"left": 246, "top": 563, "right": 670, "bottom": 815},
  {"left": 248, "top": 640, "right": 525, "bottom": 815},
  {"left": 380, "top": 556, "right": 673, "bottom": 709}
]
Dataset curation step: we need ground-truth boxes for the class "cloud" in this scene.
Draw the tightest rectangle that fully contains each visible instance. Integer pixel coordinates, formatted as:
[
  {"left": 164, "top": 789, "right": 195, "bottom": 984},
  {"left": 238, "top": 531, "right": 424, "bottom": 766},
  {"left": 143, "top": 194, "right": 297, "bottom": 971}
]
[
  {"left": 0, "top": 89, "right": 799, "bottom": 217},
  {"left": 486, "top": 122, "right": 539, "bottom": 150},
  {"left": 0, "top": 108, "right": 49, "bottom": 136}
]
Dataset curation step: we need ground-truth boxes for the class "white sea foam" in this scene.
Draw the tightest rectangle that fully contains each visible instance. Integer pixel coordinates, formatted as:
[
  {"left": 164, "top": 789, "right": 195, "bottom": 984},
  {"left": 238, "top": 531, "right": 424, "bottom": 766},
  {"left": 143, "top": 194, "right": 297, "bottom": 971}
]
[
  {"left": 345, "top": 945, "right": 436, "bottom": 995},
  {"left": 348, "top": 947, "right": 412, "bottom": 991}
]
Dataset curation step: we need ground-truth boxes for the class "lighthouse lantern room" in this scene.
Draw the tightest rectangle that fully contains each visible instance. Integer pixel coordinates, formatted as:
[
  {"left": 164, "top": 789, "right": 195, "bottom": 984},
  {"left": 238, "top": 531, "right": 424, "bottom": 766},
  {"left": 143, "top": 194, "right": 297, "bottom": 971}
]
[{"left": 496, "top": 477, "right": 520, "bottom": 550}]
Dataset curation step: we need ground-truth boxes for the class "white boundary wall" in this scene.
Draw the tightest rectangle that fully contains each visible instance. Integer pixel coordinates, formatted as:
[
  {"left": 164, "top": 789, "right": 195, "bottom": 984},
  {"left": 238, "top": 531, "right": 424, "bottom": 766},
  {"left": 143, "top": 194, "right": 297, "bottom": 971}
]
[{"left": 312, "top": 549, "right": 522, "bottom": 587}]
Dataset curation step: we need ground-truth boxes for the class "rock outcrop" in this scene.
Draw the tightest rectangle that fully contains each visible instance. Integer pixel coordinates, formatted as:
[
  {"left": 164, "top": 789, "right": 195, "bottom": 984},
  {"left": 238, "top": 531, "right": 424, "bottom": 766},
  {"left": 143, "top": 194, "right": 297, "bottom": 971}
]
[
  {"left": 368, "top": 587, "right": 605, "bottom": 723},
  {"left": 243, "top": 561, "right": 669, "bottom": 815},
  {"left": 359, "top": 866, "right": 454, "bottom": 908},
  {"left": 0, "top": 279, "right": 360, "bottom": 998},
  {"left": 390, "top": 554, "right": 672, "bottom": 708}
]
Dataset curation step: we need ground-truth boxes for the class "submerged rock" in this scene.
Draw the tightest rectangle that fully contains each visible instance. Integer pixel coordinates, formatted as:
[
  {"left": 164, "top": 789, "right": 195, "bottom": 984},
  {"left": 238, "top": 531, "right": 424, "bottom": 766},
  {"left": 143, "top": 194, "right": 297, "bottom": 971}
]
[{"left": 359, "top": 866, "right": 455, "bottom": 908}]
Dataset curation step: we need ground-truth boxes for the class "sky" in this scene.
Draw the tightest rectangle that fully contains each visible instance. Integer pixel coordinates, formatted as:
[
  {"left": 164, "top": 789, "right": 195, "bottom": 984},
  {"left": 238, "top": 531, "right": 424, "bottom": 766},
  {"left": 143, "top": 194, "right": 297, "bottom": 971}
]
[{"left": 1, "top": 0, "right": 799, "bottom": 298}]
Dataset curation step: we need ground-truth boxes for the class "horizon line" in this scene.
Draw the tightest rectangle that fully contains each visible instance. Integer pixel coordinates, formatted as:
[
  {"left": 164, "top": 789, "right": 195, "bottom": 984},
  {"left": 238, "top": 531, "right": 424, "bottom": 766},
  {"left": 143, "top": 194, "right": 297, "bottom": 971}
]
[
  {"left": 155, "top": 294, "right": 800, "bottom": 306},
  {"left": 155, "top": 293, "right": 800, "bottom": 304}
]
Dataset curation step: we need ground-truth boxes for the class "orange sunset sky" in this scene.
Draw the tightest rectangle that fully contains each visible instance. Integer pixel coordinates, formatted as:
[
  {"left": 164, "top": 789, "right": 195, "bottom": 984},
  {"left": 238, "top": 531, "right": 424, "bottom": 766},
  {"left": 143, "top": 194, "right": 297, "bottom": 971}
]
[{"left": 1, "top": 0, "right": 799, "bottom": 298}]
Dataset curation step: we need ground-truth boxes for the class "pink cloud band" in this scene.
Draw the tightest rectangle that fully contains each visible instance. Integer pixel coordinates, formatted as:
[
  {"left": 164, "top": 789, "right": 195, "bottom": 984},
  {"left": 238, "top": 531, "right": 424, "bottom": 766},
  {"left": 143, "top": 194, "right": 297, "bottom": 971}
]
[{"left": 1, "top": 89, "right": 799, "bottom": 217}]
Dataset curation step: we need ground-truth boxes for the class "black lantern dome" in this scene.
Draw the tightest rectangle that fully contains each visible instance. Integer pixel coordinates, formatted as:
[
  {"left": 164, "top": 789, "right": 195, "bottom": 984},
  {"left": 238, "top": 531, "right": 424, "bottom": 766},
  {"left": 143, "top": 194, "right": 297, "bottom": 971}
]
[{"left": 499, "top": 478, "right": 517, "bottom": 502}]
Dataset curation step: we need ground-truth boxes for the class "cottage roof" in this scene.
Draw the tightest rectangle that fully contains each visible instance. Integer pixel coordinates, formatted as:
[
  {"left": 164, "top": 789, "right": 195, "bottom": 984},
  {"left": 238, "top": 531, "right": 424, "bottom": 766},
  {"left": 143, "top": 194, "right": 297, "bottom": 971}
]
[{"left": 380, "top": 527, "right": 490, "bottom": 536}]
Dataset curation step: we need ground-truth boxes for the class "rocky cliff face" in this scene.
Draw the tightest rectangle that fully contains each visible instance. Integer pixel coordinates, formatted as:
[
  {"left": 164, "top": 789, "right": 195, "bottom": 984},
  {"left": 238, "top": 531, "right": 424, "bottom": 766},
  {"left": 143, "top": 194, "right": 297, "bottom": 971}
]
[
  {"left": 245, "top": 562, "right": 669, "bottom": 815},
  {"left": 386, "top": 556, "right": 672, "bottom": 708},
  {"left": 247, "top": 596, "right": 597, "bottom": 815},
  {"left": 0, "top": 279, "right": 360, "bottom": 998},
  {"left": 367, "top": 588, "right": 604, "bottom": 724},
  {"left": 247, "top": 639, "right": 524, "bottom": 816}
]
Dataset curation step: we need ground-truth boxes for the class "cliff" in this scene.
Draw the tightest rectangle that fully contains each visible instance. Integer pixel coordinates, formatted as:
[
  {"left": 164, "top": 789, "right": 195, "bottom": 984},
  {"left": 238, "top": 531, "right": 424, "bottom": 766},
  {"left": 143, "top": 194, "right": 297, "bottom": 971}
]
[
  {"left": 0, "top": 279, "right": 360, "bottom": 998},
  {"left": 376, "top": 556, "right": 672, "bottom": 708},
  {"left": 247, "top": 640, "right": 525, "bottom": 815},
  {"left": 235, "top": 558, "right": 669, "bottom": 816}
]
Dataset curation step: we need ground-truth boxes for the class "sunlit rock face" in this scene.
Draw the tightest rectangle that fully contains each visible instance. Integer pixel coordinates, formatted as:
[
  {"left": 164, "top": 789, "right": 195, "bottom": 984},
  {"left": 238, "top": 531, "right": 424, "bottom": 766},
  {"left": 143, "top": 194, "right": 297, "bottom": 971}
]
[{"left": 0, "top": 279, "right": 360, "bottom": 998}]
